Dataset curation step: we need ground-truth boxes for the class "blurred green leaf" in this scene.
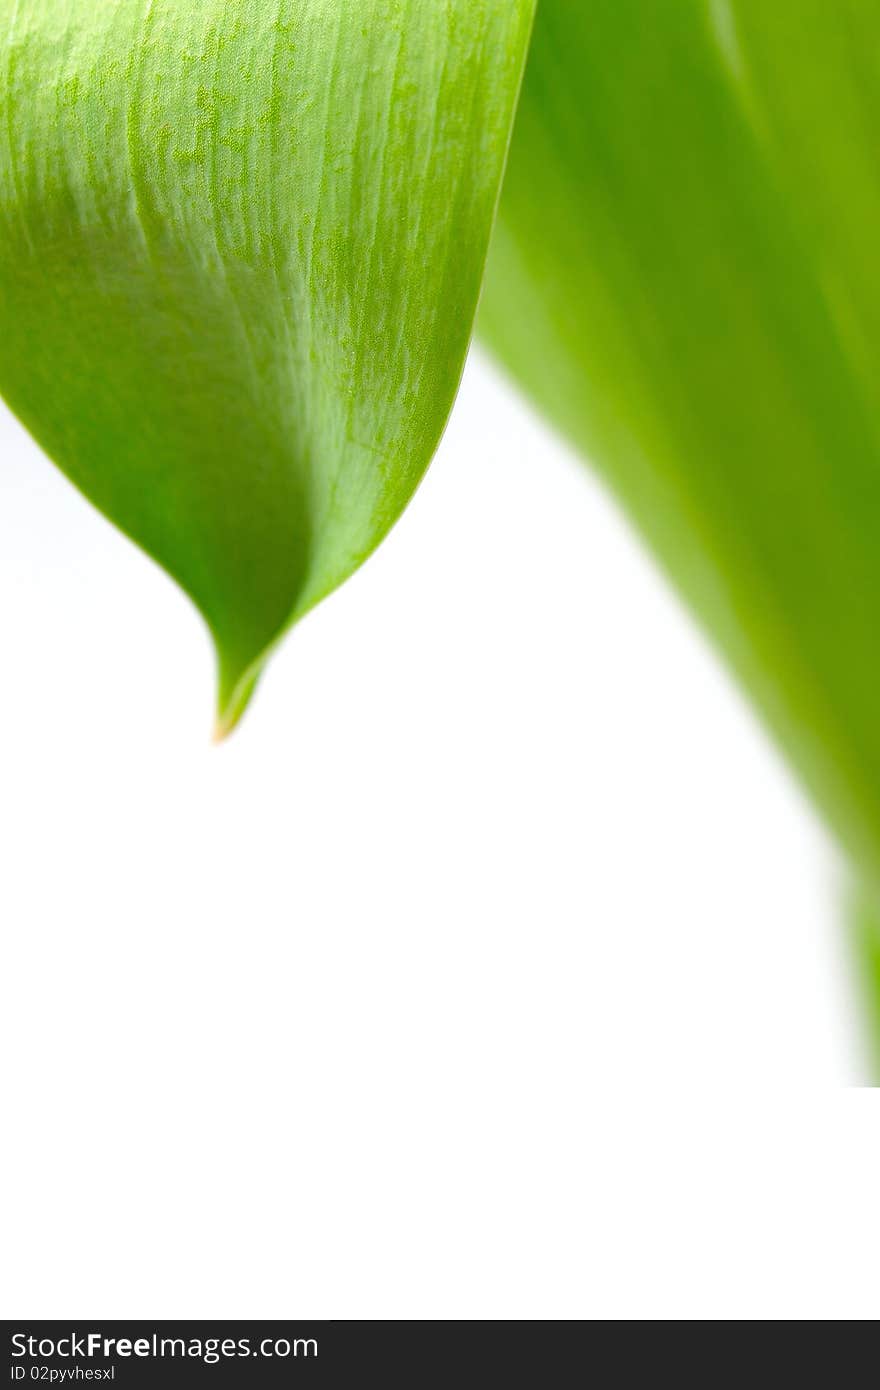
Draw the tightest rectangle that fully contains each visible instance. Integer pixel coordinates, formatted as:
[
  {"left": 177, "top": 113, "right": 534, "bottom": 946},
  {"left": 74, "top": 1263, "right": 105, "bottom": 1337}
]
[
  {"left": 481, "top": 0, "right": 880, "bottom": 885},
  {"left": 850, "top": 884, "right": 880, "bottom": 1080},
  {"left": 0, "top": 0, "right": 533, "bottom": 733}
]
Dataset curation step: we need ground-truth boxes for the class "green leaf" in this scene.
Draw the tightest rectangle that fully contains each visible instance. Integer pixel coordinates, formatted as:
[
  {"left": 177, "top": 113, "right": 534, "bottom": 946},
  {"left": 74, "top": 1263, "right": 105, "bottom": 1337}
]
[
  {"left": 850, "top": 883, "right": 880, "bottom": 1081},
  {"left": 481, "top": 0, "right": 880, "bottom": 885},
  {"left": 0, "top": 0, "right": 534, "bottom": 734}
]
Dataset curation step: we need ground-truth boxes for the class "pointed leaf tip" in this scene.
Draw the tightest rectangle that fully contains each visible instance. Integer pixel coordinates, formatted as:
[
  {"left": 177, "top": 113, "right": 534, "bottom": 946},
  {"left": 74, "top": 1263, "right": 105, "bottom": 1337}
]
[
  {"left": 0, "top": 0, "right": 536, "bottom": 729},
  {"left": 213, "top": 650, "right": 264, "bottom": 744}
]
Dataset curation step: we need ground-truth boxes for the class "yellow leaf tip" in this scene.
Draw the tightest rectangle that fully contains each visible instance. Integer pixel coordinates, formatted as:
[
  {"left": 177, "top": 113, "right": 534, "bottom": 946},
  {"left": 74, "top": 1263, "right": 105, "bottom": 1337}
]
[
  {"left": 212, "top": 711, "right": 238, "bottom": 745},
  {"left": 213, "top": 647, "right": 264, "bottom": 745}
]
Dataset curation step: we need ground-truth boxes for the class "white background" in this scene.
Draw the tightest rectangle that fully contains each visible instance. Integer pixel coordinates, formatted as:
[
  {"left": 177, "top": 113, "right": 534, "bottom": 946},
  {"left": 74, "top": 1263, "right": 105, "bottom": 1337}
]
[{"left": 2, "top": 349, "right": 879, "bottom": 1319}]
